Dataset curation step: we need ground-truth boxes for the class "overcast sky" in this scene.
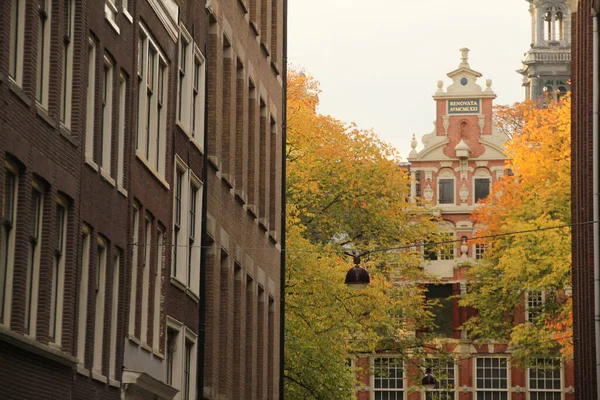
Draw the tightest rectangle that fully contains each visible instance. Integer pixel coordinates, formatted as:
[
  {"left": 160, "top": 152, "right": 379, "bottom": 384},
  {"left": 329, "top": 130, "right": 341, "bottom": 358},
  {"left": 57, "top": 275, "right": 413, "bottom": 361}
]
[{"left": 288, "top": 0, "right": 532, "bottom": 158}]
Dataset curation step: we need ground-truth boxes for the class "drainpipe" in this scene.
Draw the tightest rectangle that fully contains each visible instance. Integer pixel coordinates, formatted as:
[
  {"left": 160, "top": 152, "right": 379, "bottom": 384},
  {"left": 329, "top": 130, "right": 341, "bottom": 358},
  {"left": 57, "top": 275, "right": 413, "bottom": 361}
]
[
  {"left": 279, "top": 0, "right": 288, "bottom": 399},
  {"left": 593, "top": 7, "right": 600, "bottom": 399}
]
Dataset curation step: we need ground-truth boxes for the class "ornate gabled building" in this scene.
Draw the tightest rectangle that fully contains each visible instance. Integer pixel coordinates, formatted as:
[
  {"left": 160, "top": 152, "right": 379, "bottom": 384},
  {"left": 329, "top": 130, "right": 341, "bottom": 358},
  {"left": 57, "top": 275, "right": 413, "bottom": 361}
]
[
  {"left": 518, "top": 0, "right": 572, "bottom": 103},
  {"left": 355, "top": 49, "right": 575, "bottom": 400}
]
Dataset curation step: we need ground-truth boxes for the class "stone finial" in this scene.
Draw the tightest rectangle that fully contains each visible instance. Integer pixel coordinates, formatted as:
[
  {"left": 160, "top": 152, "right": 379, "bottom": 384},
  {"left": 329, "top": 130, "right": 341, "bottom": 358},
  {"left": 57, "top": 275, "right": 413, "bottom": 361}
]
[
  {"left": 460, "top": 47, "right": 470, "bottom": 67},
  {"left": 484, "top": 79, "right": 494, "bottom": 94},
  {"left": 409, "top": 134, "right": 418, "bottom": 158}
]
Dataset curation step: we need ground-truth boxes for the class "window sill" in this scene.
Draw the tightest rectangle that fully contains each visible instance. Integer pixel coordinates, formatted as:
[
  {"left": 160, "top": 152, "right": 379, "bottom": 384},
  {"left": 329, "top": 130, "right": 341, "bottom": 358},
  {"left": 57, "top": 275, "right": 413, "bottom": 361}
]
[
  {"left": 77, "top": 364, "right": 90, "bottom": 377},
  {"left": 122, "top": 8, "right": 133, "bottom": 23},
  {"left": 234, "top": 189, "right": 247, "bottom": 205},
  {"left": 170, "top": 277, "right": 200, "bottom": 303},
  {"left": 0, "top": 326, "right": 77, "bottom": 368},
  {"left": 105, "top": 15, "right": 121, "bottom": 34},
  {"left": 250, "top": 21, "right": 259, "bottom": 37},
  {"left": 190, "top": 135, "right": 204, "bottom": 154},
  {"left": 260, "top": 41, "right": 270, "bottom": 57},
  {"left": 35, "top": 103, "right": 57, "bottom": 129},
  {"left": 92, "top": 370, "right": 108, "bottom": 384},
  {"left": 85, "top": 157, "right": 99, "bottom": 171},
  {"left": 58, "top": 124, "right": 78, "bottom": 147},
  {"left": 237, "top": 0, "right": 248, "bottom": 13},
  {"left": 109, "top": 378, "right": 120, "bottom": 388},
  {"left": 271, "top": 60, "right": 280, "bottom": 76},
  {"left": 246, "top": 204, "right": 257, "bottom": 219},
  {"left": 117, "top": 183, "right": 128, "bottom": 197},
  {"left": 6, "top": 76, "right": 31, "bottom": 107},
  {"left": 258, "top": 218, "right": 268, "bottom": 232},
  {"left": 100, "top": 167, "right": 116, "bottom": 187},
  {"left": 135, "top": 152, "right": 170, "bottom": 190}
]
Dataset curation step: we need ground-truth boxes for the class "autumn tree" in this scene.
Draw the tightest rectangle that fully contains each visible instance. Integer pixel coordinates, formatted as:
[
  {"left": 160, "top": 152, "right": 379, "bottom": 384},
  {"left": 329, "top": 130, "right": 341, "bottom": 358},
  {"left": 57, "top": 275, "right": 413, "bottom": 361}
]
[
  {"left": 285, "top": 70, "right": 443, "bottom": 399},
  {"left": 460, "top": 96, "right": 572, "bottom": 363}
]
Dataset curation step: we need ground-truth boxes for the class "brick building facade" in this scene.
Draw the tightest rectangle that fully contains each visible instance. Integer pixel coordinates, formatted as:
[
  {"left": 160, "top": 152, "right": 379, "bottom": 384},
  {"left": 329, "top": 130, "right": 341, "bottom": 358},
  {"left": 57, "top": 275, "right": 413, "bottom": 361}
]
[
  {"left": 354, "top": 50, "right": 575, "bottom": 400},
  {"left": 0, "top": 0, "right": 284, "bottom": 399},
  {"left": 570, "top": 0, "right": 599, "bottom": 398}
]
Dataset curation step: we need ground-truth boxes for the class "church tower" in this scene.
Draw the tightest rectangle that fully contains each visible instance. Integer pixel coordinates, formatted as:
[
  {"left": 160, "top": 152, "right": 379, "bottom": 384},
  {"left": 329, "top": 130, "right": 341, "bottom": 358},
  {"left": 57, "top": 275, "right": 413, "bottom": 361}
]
[{"left": 518, "top": 0, "right": 571, "bottom": 103}]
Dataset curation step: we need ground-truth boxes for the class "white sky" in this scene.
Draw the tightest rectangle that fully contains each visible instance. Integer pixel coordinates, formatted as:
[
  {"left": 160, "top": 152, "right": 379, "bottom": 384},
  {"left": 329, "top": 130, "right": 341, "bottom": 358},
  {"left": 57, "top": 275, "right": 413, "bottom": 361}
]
[{"left": 288, "top": 0, "right": 531, "bottom": 158}]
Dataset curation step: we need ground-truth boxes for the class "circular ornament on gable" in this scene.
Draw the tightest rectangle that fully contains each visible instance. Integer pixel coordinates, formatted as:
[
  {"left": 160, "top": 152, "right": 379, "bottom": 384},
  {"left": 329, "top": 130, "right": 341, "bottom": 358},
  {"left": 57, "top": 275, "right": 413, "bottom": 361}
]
[{"left": 460, "top": 77, "right": 468, "bottom": 86}]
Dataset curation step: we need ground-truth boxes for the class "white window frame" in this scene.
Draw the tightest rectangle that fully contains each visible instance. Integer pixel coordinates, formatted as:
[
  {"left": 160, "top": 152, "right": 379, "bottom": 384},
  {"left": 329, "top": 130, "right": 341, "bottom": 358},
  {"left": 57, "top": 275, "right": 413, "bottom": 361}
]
[
  {"left": 165, "top": 318, "right": 197, "bottom": 400},
  {"left": 527, "top": 358, "right": 563, "bottom": 399},
  {"left": 86, "top": 38, "right": 97, "bottom": 166},
  {"left": 128, "top": 205, "right": 139, "bottom": 337},
  {"left": 101, "top": 57, "right": 114, "bottom": 178},
  {"left": 116, "top": 73, "right": 127, "bottom": 191},
  {"left": 439, "top": 232, "right": 455, "bottom": 261},
  {"left": 49, "top": 197, "right": 68, "bottom": 346},
  {"left": 77, "top": 225, "right": 92, "bottom": 363},
  {"left": 9, "top": 0, "right": 26, "bottom": 86},
  {"left": 474, "top": 357, "right": 509, "bottom": 400},
  {"left": 473, "top": 169, "right": 491, "bottom": 203},
  {"left": 93, "top": 237, "right": 108, "bottom": 376},
  {"left": 423, "top": 358, "right": 457, "bottom": 400},
  {"left": 141, "top": 216, "right": 152, "bottom": 344},
  {"left": 36, "top": 0, "right": 52, "bottom": 109},
  {"left": 474, "top": 243, "right": 487, "bottom": 260},
  {"left": 104, "top": 0, "right": 120, "bottom": 34},
  {"left": 176, "top": 25, "right": 206, "bottom": 150},
  {"left": 109, "top": 248, "right": 121, "bottom": 381},
  {"left": 136, "top": 24, "right": 168, "bottom": 178},
  {"left": 171, "top": 158, "right": 201, "bottom": 296},
  {"left": 153, "top": 226, "right": 165, "bottom": 352},
  {"left": 61, "top": 0, "right": 75, "bottom": 128},
  {"left": 25, "top": 181, "right": 44, "bottom": 338},
  {"left": 526, "top": 290, "right": 545, "bottom": 322},
  {"left": 1, "top": 163, "right": 19, "bottom": 327},
  {"left": 372, "top": 356, "right": 405, "bottom": 400}
]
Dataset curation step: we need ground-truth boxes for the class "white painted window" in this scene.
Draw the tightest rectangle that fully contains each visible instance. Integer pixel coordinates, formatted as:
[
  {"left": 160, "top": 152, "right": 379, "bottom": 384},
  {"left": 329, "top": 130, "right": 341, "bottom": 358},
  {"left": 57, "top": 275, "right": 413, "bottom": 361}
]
[
  {"left": 475, "top": 357, "right": 509, "bottom": 400},
  {"left": 9, "top": 0, "right": 26, "bottom": 86},
  {"left": 116, "top": 73, "right": 126, "bottom": 189},
  {"left": 104, "top": 0, "right": 119, "bottom": 33},
  {"left": 171, "top": 158, "right": 201, "bottom": 295},
  {"left": 93, "top": 238, "right": 107, "bottom": 375},
  {"left": 177, "top": 25, "right": 206, "bottom": 148},
  {"left": 437, "top": 169, "right": 455, "bottom": 205},
  {"left": 50, "top": 198, "right": 68, "bottom": 345},
  {"left": 373, "top": 356, "right": 404, "bottom": 400},
  {"left": 36, "top": 0, "right": 52, "bottom": 108},
  {"left": 86, "top": 39, "right": 97, "bottom": 164},
  {"left": 474, "top": 243, "right": 487, "bottom": 260},
  {"left": 141, "top": 216, "right": 152, "bottom": 344},
  {"left": 528, "top": 358, "right": 562, "bottom": 400},
  {"left": 93, "top": 238, "right": 108, "bottom": 375},
  {"left": 109, "top": 248, "right": 121, "bottom": 380},
  {"left": 153, "top": 226, "right": 164, "bottom": 351},
  {"left": 424, "top": 358, "right": 456, "bottom": 400},
  {"left": 165, "top": 319, "right": 197, "bottom": 400},
  {"left": 1, "top": 164, "right": 19, "bottom": 327},
  {"left": 25, "top": 182, "right": 44, "bottom": 337},
  {"left": 61, "top": 0, "right": 75, "bottom": 128},
  {"left": 101, "top": 58, "right": 114, "bottom": 176},
  {"left": 526, "top": 290, "right": 545, "bottom": 322},
  {"left": 137, "top": 24, "right": 168, "bottom": 178},
  {"left": 439, "top": 232, "right": 455, "bottom": 261},
  {"left": 128, "top": 205, "right": 139, "bottom": 337},
  {"left": 77, "top": 226, "right": 91, "bottom": 363}
]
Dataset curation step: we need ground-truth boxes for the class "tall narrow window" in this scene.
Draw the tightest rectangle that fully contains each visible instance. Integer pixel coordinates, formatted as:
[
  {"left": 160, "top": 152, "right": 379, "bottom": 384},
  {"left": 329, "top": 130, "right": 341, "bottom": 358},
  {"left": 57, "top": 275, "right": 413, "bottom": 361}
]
[
  {"left": 36, "top": 0, "right": 52, "bottom": 108},
  {"left": 86, "top": 39, "right": 97, "bottom": 163},
  {"left": 475, "top": 357, "right": 508, "bottom": 399},
  {"left": 25, "top": 184, "right": 44, "bottom": 336},
  {"left": 153, "top": 226, "right": 164, "bottom": 350},
  {"left": 554, "top": 11, "right": 564, "bottom": 41},
  {"left": 93, "top": 239, "right": 107, "bottom": 374},
  {"left": 474, "top": 178, "right": 490, "bottom": 202},
  {"left": 173, "top": 168, "right": 183, "bottom": 279},
  {"left": 438, "top": 178, "right": 454, "bottom": 204},
  {"left": 270, "top": 0, "right": 278, "bottom": 60},
  {"left": 166, "top": 328, "right": 177, "bottom": 386},
  {"left": 116, "top": 73, "right": 127, "bottom": 188},
  {"left": 141, "top": 216, "right": 152, "bottom": 344},
  {"left": 527, "top": 290, "right": 545, "bottom": 322},
  {"left": 50, "top": 200, "right": 68, "bottom": 344},
  {"left": 109, "top": 249, "right": 121, "bottom": 380},
  {"left": 61, "top": 0, "right": 75, "bottom": 127},
  {"left": 475, "top": 243, "right": 487, "bottom": 260},
  {"left": 177, "top": 30, "right": 190, "bottom": 125},
  {"left": 373, "top": 357, "right": 404, "bottom": 399},
  {"left": 101, "top": 58, "right": 114, "bottom": 175},
  {"left": 192, "top": 53, "right": 206, "bottom": 144},
  {"left": 77, "top": 226, "right": 91, "bottom": 363},
  {"left": 1, "top": 167, "right": 18, "bottom": 326},
  {"left": 187, "top": 185, "right": 198, "bottom": 288},
  {"left": 544, "top": 9, "right": 553, "bottom": 41},
  {"left": 137, "top": 25, "right": 168, "bottom": 177},
  {"left": 128, "top": 205, "right": 139, "bottom": 336},
  {"left": 425, "top": 358, "right": 456, "bottom": 400},
  {"left": 184, "top": 339, "right": 193, "bottom": 400},
  {"left": 9, "top": 0, "right": 26, "bottom": 85}
]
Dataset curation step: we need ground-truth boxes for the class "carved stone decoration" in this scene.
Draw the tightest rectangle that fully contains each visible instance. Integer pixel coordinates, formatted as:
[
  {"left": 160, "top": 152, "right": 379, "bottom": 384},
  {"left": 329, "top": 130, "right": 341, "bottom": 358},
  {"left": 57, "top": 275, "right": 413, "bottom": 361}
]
[
  {"left": 443, "top": 115, "right": 449, "bottom": 135},
  {"left": 460, "top": 237, "right": 469, "bottom": 258},
  {"left": 478, "top": 114, "right": 485, "bottom": 133},
  {"left": 424, "top": 183, "right": 434, "bottom": 201},
  {"left": 459, "top": 181, "right": 469, "bottom": 204}
]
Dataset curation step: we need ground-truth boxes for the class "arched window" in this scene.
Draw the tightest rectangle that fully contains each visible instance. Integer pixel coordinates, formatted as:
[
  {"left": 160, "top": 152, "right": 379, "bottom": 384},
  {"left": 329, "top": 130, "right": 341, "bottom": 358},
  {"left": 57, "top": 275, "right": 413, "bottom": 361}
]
[
  {"left": 554, "top": 11, "right": 564, "bottom": 41},
  {"left": 543, "top": 7, "right": 565, "bottom": 41},
  {"left": 473, "top": 168, "right": 492, "bottom": 203},
  {"left": 544, "top": 9, "right": 553, "bottom": 41}
]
